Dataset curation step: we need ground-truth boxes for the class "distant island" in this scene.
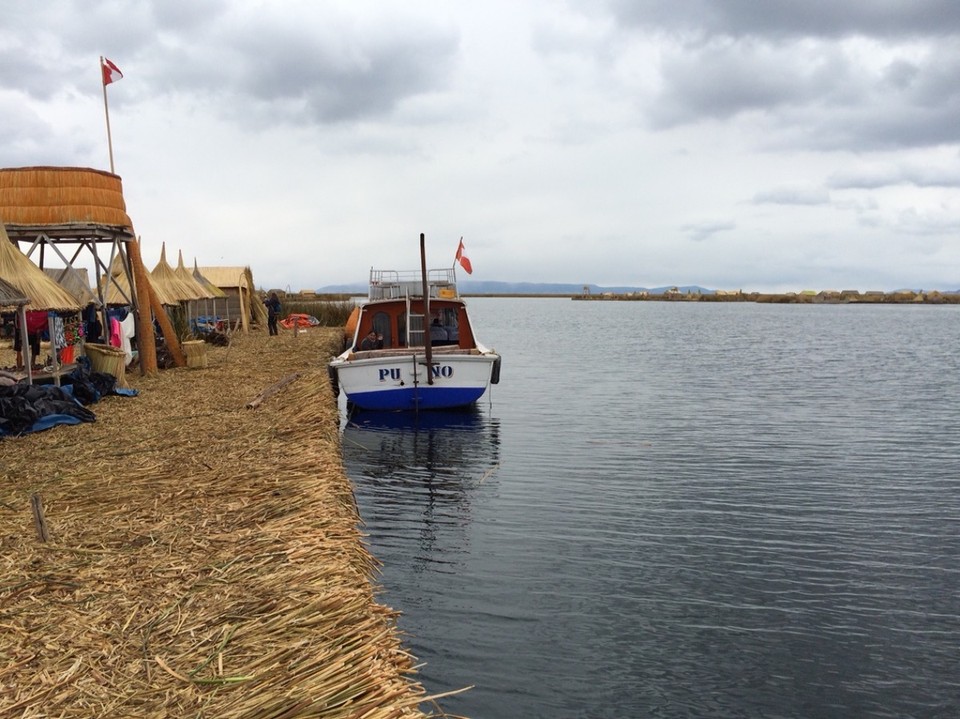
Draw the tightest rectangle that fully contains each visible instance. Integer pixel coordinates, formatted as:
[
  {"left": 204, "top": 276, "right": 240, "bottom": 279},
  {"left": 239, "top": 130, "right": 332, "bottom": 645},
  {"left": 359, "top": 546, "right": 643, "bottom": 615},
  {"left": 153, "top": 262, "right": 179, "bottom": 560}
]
[
  {"left": 572, "top": 288, "right": 960, "bottom": 304},
  {"left": 307, "top": 281, "right": 960, "bottom": 304}
]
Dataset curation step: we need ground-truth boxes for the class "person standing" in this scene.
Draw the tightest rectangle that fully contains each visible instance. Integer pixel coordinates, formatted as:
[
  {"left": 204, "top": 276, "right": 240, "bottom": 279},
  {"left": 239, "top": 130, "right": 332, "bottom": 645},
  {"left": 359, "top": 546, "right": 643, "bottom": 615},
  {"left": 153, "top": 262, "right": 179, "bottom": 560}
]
[
  {"left": 14, "top": 310, "right": 47, "bottom": 370},
  {"left": 265, "top": 292, "right": 282, "bottom": 336}
]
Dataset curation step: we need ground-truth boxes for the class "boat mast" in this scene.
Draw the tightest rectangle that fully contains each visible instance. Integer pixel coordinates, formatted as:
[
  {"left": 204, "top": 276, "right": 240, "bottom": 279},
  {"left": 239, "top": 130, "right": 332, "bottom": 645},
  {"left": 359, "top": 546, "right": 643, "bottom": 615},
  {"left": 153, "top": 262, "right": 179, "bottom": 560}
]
[{"left": 420, "top": 232, "right": 434, "bottom": 385}]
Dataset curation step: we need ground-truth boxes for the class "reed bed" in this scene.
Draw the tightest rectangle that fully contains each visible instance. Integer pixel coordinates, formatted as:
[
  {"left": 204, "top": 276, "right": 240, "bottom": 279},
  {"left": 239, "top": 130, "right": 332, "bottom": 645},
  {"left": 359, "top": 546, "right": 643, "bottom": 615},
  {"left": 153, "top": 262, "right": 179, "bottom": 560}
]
[{"left": 0, "top": 329, "right": 461, "bottom": 718}]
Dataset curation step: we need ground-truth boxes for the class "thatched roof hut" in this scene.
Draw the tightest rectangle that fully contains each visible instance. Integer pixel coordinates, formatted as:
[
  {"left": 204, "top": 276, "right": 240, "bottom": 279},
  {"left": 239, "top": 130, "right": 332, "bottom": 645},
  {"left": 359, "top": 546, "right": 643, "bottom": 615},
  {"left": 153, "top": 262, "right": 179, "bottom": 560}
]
[
  {"left": 197, "top": 266, "right": 267, "bottom": 331},
  {"left": 43, "top": 267, "right": 98, "bottom": 306},
  {"left": 175, "top": 250, "right": 215, "bottom": 300},
  {"left": 101, "top": 250, "right": 177, "bottom": 307},
  {"left": 192, "top": 260, "right": 226, "bottom": 299},
  {"left": 0, "top": 167, "right": 174, "bottom": 374},
  {"left": 0, "top": 276, "right": 29, "bottom": 307},
  {"left": 151, "top": 244, "right": 204, "bottom": 303},
  {"left": 2, "top": 223, "right": 83, "bottom": 383},
  {"left": 0, "top": 277, "right": 31, "bottom": 382},
  {"left": 0, "top": 223, "right": 82, "bottom": 312}
]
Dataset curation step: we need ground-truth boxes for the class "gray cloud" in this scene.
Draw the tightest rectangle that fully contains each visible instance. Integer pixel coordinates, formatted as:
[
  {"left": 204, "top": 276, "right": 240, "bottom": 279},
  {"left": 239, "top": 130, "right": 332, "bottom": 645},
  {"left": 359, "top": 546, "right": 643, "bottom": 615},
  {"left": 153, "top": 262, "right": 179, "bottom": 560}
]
[
  {"left": 146, "top": 13, "right": 459, "bottom": 125},
  {"left": 593, "top": 0, "right": 960, "bottom": 152},
  {"left": 0, "top": 1, "right": 459, "bottom": 128},
  {"left": 752, "top": 187, "right": 831, "bottom": 205},
  {"left": 643, "top": 38, "right": 960, "bottom": 150},
  {"left": 607, "top": 0, "right": 960, "bottom": 39},
  {"left": 646, "top": 39, "right": 844, "bottom": 128},
  {"left": 683, "top": 221, "right": 736, "bottom": 242},
  {"left": 829, "top": 165, "right": 960, "bottom": 190}
]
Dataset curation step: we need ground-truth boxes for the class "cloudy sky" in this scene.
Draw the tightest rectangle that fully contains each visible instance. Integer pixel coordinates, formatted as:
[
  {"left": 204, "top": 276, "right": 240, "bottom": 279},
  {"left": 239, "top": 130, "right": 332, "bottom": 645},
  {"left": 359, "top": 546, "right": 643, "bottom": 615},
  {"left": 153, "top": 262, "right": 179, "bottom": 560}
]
[{"left": 3, "top": 0, "right": 960, "bottom": 292}]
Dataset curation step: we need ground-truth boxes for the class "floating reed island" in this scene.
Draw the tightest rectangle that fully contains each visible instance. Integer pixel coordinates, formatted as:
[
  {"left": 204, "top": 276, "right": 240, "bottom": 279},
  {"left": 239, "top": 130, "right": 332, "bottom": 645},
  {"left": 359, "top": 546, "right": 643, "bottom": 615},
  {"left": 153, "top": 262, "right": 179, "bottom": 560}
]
[
  {"left": 0, "top": 329, "right": 462, "bottom": 717},
  {"left": 574, "top": 288, "right": 960, "bottom": 304}
]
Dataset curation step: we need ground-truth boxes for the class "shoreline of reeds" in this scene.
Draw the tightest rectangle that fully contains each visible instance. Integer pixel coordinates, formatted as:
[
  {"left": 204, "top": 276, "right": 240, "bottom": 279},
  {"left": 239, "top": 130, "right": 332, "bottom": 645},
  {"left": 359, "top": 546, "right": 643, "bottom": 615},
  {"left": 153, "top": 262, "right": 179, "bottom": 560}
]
[{"left": 0, "top": 328, "right": 461, "bottom": 718}]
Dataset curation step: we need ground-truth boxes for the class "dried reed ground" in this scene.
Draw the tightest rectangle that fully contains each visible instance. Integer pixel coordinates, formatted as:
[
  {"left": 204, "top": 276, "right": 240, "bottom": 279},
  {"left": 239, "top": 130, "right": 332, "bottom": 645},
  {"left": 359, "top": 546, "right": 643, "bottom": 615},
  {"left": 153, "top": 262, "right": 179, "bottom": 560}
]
[{"left": 0, "top": 329, "right": 457, "bottom": 718}]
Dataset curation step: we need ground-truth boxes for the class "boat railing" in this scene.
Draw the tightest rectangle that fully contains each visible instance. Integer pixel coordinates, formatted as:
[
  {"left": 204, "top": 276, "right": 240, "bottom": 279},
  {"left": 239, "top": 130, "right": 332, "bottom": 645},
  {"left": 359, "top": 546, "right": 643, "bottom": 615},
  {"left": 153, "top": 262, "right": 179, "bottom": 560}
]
[{"left": 368, "top": 268, "right": 459, "bottom": 300}]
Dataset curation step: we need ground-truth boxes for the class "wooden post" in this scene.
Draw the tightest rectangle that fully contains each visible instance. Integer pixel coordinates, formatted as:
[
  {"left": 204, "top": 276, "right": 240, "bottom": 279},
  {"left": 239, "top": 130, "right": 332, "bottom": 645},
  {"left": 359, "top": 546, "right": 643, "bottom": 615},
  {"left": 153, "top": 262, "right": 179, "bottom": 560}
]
[
  {"left": 17, "top": 305, "right": 32, "bottom": 385},
  {"left": 31, "top": 493, "right": 50, "bottom": 542},
  {"left": 101, "top": 56, "right": 115, "bottom": 174},
  {"left": 131, "top": 237, "right": 185, "bottom": 368},
  {"left": 47, "top": 314, "right": 61, "bottom": 387},
  {"left": 126, "top": 237, "right": 159, "bottom": 374},
  {"left": 420, "top": 233, "right": 433, "bottom": 385},
  {"left": 245, "top": 372, "right": 302, "bottom": 409}
]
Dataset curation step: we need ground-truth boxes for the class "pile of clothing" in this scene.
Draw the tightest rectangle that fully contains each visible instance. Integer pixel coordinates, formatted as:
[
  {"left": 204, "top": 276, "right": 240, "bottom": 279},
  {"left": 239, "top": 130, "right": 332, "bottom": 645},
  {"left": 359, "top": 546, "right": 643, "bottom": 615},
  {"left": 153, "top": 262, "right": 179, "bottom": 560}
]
[{"left": 0, "top": 357, "right": 137, "bottom": 437}]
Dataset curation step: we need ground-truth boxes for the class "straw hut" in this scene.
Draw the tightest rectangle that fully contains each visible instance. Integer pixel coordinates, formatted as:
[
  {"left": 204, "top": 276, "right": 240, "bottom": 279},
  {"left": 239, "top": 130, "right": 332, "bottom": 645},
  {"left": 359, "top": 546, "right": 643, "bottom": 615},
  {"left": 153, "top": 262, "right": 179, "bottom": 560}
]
[
  {"left": 0, "top": 276, "right": 29, "bottom": 307},
  {"left": 0, "top": 166, "right": 168, "bottom": 374},
  {"left": 102, "top": 249, "right": 177, "bottom": 307},
  {"left": 152, "top": 244, "right": 206, "bottom": 304},
  {"left": 43, "top": 267, "right": 98, "bottom": 307},
  {"left": 0, "top": 166, "right": 135, "bottom": 311},
  {"left": 0, "top": 277, "right": 30, "bottom": 370},
  {"left": 190, "top": 259, "right": 226, "bottom": 327},
  {"left": 196, "top": 266, "right": 266, "bottom": 332},
  {"left": 176, "top": 250, "right": 215, "bottom": 301},
  {"left": 1, "top": 223, "right": 83, "bottom": 382},
  {"left": 192, "top": 259, "right": 226, "bottom": 301},
  {"left": 0, "top": 224, "right": 81, "bottom": 312}
]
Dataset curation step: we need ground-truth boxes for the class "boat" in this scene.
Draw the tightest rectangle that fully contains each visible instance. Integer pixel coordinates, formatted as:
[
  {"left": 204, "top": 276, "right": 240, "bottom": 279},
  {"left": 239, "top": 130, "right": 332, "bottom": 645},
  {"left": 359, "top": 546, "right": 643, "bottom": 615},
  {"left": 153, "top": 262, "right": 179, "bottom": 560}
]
[{"left": 328, "top": 235, "right": 501, "bottom": 412}]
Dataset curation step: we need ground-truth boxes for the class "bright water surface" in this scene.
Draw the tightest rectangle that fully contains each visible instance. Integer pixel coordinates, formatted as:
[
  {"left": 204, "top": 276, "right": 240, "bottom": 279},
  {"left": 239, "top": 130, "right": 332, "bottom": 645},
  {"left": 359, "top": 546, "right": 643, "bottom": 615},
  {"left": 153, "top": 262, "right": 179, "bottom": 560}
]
[{"left": 341, "top": 298, "right": 960, "bottom": 718}]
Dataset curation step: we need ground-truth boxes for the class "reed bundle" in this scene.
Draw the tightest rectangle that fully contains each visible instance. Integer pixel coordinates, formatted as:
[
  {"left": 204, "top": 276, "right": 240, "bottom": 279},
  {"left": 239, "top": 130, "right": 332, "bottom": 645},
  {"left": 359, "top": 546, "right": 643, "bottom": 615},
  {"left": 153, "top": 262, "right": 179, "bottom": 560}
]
[
  {"left": 0, "top": 166, "right": 132, "bottom": 228},
  {"left": 182, "top": 339, "right": 208, "bottom": 368},
  {"left": 0, "top": 329, "right": 459, "bottom": 717}
]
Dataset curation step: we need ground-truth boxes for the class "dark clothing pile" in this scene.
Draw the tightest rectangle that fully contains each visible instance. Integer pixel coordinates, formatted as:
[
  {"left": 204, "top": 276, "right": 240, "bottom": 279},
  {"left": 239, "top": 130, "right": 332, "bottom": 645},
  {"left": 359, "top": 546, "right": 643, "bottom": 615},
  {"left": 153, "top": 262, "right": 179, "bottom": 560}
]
[
  {"left": 0, "top": 384, "right": 96, "bottom": 435},
  {"left": 0, "top": 356, "right": 136, "bottom": 437},
  {"left": 198, "top": 329, "right": 230, "bottom": 346},
  {"left": 62, "top": 356, "right": 120, "bottom": 404}
]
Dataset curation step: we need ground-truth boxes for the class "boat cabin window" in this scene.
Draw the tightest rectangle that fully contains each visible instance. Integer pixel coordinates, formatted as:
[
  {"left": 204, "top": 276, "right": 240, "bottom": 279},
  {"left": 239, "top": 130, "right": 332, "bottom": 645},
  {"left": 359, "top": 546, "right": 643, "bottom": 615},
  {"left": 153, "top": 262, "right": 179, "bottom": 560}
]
[
  {"left": 371, "top": 312, "right": 391, "bottom": 347},
  {"left": 430, "top": 307, "right": 459, "bottom": 345}
]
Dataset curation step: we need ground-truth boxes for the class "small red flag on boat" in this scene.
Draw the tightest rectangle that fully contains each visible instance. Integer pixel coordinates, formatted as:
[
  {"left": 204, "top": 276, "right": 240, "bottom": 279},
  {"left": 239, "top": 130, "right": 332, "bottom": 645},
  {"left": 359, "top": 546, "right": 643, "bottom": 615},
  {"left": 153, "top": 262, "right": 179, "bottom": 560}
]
[
  {"left": 455, "top": 237, "right": 473, "bottom": 274},
  {"left": 102, "top": 57, "right": 123, "bottom": 86}
]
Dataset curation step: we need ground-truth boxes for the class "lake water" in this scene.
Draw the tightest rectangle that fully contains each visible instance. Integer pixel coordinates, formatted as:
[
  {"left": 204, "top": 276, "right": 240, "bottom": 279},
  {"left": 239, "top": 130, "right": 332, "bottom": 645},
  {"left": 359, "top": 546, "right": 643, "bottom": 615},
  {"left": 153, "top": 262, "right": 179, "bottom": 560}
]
[{"left": 341, "top": 298, "right": 960, "bottom": 719}]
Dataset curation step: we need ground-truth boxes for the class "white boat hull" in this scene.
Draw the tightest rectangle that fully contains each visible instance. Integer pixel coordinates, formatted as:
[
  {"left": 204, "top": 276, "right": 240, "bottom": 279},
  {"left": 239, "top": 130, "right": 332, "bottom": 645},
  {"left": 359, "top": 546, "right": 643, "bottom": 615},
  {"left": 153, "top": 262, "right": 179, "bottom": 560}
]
[{"left": 331, "top": 350, "right": 499, "bottom": 411}]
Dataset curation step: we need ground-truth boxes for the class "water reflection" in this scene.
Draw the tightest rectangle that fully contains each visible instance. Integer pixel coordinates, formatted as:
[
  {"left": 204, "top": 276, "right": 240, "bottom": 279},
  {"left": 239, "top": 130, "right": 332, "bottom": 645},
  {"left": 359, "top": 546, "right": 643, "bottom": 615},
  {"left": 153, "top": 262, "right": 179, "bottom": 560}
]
[{"left": 342, "top": 407, "right": 501, "bottom": 576}]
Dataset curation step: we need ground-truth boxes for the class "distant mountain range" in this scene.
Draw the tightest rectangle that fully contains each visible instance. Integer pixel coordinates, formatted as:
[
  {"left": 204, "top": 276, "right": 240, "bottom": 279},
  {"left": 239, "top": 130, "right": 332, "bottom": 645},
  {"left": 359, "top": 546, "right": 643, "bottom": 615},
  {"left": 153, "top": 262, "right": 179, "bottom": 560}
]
[{"left": 316, "top": 281, "right": 716, "bottom": 295}]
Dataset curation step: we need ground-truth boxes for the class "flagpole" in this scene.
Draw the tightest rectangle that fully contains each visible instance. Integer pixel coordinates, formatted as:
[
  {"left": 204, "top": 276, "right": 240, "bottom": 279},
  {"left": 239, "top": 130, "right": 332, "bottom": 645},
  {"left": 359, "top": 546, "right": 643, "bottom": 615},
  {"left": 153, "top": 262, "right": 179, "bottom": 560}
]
[{"left": 100, "top": 56, "right": 115, "bottom": 174}]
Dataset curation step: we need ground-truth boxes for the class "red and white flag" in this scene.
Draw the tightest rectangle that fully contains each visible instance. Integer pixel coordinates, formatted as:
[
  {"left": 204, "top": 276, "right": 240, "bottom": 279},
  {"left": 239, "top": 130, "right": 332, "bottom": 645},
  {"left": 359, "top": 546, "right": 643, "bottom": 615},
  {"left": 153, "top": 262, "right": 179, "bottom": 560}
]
[
  {"left": 455, "top": 237, "right": 473, "bottom": 274},
  {"left": 101, "top": 57, "right": 123, "bottom": 86}
]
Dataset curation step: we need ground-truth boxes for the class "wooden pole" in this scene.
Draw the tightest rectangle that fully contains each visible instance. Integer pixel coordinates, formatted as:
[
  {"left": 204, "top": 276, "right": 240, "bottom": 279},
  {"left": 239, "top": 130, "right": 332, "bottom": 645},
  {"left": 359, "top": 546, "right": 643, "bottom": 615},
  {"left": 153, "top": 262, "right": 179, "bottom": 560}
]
[
  {"left": 420, "top": 233, "right": 433, "bottom": 385},
  {"left": 17, "top": 305, "right": 32, "bottom": 385},
  {"left": 31, "top": 493, "right": 50, "bottom": 543},
  {"left": 126, "top": 237, "right": 159, "bottom": 373},
  {"left": 48, "top": 314, "right": 60, "bottom": 387},
  {"left": 150, "top": 290, "right": 186, "bottom": 368},
  {"left": 100, "top": 56, "right": 115, "bottom": 174},
  {"left": 245, "top": 372, "right": 302, "bottom": 409}
]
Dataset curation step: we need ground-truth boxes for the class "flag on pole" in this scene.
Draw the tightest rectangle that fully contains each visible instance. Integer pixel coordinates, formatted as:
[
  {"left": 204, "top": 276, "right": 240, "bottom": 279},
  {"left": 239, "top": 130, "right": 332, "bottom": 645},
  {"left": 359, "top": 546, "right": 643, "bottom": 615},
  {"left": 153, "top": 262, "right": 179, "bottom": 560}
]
[
  {"left": 101, "top": 57, "right": 123, "bottom": 85},
  {"left": 455, "top": 237, "right": 473, "bottom": 274}
]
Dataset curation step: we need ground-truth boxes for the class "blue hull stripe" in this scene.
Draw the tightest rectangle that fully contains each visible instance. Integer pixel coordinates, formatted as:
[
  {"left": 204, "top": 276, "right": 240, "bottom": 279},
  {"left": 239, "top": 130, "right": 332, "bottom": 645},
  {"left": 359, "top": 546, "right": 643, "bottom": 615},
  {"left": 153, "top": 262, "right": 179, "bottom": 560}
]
[{"left": 346, "top": 385, "right": 486, "bottom": 411}]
